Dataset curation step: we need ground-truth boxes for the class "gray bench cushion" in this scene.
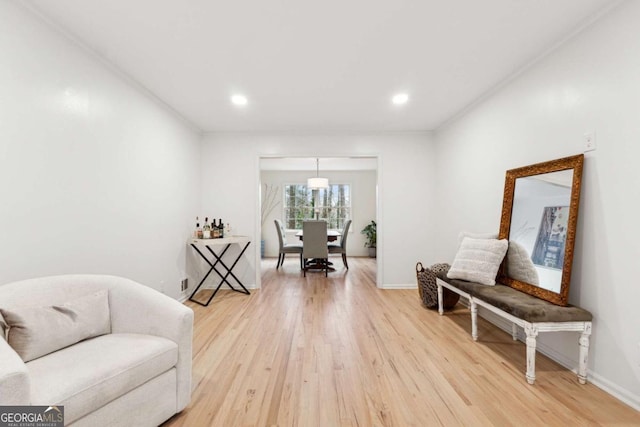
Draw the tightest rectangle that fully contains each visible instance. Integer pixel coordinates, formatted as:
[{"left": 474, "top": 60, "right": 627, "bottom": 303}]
[
  {"left": 444, "top": 278, "right": 483, "bottom": 296},
  {"left": 442, "top": 278, "right": 592, "bottom": 323}
]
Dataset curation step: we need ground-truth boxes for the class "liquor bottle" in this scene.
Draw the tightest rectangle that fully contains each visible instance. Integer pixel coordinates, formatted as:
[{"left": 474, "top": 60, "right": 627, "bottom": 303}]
[
  {"left": 218, "top": 218, "right": 224, "bottom": 238},
  {"left": 195, "top": 217, "right": 203, "bottom": 239},
  {"left": 203, "top": 217, "right": 211, "bottom": 239},
  {"left": 212, "top": 218, "right": 220, "bottom": 238}
]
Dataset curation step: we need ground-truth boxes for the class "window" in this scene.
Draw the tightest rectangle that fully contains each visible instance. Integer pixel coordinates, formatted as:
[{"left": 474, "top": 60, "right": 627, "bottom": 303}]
[{"left": 283, "top": 183, "right": 351, "bottom": 230}]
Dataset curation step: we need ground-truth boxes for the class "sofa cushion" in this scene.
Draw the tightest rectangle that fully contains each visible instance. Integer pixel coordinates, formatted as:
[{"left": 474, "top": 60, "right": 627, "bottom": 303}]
[
  {"left": 0, "top": 290, "right": 111, "bottom": 362},
  {"left": 26, "top": 333, "right": 178, "bottom": 424},
  {"left": 447, "top": 237, "right": 508, "bottom": 286},
  {"left": 71, "top": 370, "right": 177, "bottom": 427}
]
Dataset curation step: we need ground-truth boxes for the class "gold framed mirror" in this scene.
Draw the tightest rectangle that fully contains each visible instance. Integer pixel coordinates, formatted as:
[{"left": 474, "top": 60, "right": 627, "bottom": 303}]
[{"left": 498, "top": 154, "right": 584, "bottom": 306}]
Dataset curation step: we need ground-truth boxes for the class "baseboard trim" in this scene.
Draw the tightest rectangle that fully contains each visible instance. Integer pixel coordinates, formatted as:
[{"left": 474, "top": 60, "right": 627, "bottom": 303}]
[
  {"left": 382, "top": 283, "right": 417, "bottom": 289},
  {"left": 585, "top": 370, "right": 640, "bottom": 411},
  {"left": 473, "top": 305, "right": 640, "bottom": 411}
]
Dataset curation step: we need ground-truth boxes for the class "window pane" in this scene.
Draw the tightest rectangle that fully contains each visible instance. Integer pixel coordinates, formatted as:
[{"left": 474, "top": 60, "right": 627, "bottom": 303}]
[{"left": 283, "top": 183, "right": 351, "bottom": 229}]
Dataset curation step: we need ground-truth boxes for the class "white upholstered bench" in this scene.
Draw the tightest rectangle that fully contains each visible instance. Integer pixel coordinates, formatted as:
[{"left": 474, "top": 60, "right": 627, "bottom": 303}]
[{"left": 436, "top": 277, "right": 592, "bottom": 385}]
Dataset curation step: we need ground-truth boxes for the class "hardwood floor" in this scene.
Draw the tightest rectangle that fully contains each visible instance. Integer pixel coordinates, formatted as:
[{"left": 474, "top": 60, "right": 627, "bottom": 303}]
[{"left": 164, "top": 256, "right": 639, "bottom": 426}]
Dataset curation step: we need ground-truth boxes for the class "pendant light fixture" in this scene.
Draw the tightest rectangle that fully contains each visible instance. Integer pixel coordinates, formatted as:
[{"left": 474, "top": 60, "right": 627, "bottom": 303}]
[{"left": 307, "top": 158, "right": 329, "bottom": 189}]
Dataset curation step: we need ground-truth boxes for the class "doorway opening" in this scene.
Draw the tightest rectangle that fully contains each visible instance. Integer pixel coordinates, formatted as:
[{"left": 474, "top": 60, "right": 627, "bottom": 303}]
[{"left": 256, "top": 156, "right": 380, "bottom": 287}]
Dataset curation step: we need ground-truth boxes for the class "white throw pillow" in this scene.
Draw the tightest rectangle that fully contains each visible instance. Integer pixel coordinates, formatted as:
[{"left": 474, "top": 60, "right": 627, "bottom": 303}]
[
  {"left": 447, "top": 237, "right": 508, "bottom": 286},
  {"left": 506, "top": 240, "right": 540, "bottom": 285},
  {"left": 457, "top": 231, "right": 498, "bottom": 247},
  {"left": 0, "top": 290, "right": 111, "bottom": 362}
]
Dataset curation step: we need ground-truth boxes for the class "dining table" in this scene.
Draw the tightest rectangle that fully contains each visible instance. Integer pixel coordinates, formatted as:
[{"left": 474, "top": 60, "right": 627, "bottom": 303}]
[{"left": 295, "top": 230, "right": 341, "bottom": 242}]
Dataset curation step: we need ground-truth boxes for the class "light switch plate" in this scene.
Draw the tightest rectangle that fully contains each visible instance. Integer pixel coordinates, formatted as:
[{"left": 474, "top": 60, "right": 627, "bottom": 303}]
[{"left": 584, "top": 131, "right": 596, "bottom": 152}]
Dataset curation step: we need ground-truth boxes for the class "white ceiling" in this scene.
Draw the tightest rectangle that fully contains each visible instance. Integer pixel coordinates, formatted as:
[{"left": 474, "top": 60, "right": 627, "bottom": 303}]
[
  {"left": 24, "top": 0, "right": 616, "bottom": 132},
  {"left": 261, "top": 157, "right": 377, "bottom": 171}
]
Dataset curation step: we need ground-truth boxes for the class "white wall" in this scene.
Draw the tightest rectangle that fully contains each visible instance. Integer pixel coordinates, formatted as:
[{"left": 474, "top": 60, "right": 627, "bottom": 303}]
[
  {"left": 200, "top": 132, "right": 435, "bottom": 288},
  {"left": 434, "top": 1, "right": 640, "bottom": 408},
  {"left": 260, "top": 169, "right": 377, "bottom": 257},
  {"left": 0, "top": 2, "right": 202, "bottom": 298}
]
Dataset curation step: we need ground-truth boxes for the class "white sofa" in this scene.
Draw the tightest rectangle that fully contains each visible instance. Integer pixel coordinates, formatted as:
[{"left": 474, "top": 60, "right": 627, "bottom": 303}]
[{"left": 0, "top": 274, "right": 193, "bottom": 426}]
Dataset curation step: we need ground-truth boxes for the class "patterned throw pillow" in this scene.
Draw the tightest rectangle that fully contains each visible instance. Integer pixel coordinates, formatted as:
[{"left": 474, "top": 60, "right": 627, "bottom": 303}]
[{"left": 447, "top": 237, "right": 508, "bottom": 286}]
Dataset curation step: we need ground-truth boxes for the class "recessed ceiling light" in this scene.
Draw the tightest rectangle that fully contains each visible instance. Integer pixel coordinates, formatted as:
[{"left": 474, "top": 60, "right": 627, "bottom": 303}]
[
  {"left": 231, "top": 94, "right": 248, "bottom": 106},
  {"left": 392, "top": 93, "right": 409, "bottom": 105}
]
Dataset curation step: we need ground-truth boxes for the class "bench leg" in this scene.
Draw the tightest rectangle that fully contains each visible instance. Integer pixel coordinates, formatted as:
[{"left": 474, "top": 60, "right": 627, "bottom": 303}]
[
  {"left": 525, "top": 324, "right": 539, "bottom": 385},
  {"left": 512, "top": 323, "right": 518, "bottom": 341},
  {"left": 578, "top": 323, "right": 592, "bottom": 384},
  {"left": 437, "top": 283, "right": 444, "bottom": 315},
  {"left": 470, "top": 300, "right": 478, "bottom": 341}
]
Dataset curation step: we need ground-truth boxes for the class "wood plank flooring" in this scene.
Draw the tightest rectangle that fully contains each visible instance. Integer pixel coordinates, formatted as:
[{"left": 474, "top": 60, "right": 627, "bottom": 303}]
[{"left": 164, "top": 256, "right": 640, "bottom": 426}]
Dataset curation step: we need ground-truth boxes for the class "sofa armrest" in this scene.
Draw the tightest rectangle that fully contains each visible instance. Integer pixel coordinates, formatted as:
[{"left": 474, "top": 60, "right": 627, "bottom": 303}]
[
  {"left": 0, "top": 338, "right": 30, "bottom": 405},
  {"left": 107, "top": 278, "right": 194, "bottom": 412}
]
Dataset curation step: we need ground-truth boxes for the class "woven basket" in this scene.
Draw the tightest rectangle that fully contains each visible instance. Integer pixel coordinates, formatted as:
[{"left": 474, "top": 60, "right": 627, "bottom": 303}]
[{"left": 416, "top": 262, "right": 460, "bottom": 310}]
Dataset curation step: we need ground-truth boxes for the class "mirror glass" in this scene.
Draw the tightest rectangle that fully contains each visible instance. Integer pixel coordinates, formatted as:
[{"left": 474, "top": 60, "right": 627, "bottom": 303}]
[
  {"left": 507, "top": 170, "right": 573, "bottom": 292},
  {"left": 498, "top": 155, "right": 584, "bottom": 306}
]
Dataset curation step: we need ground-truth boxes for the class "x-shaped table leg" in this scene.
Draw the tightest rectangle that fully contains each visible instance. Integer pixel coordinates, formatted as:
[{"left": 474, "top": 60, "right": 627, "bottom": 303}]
[{"left": 189, "top": 242, "right": 251, "bottom": 306}]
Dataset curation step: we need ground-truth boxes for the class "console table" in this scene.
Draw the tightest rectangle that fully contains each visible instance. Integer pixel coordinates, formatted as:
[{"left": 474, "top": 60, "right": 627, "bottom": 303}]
[{"left": 189, "top": 236, "right": 251, "bottom": 306}]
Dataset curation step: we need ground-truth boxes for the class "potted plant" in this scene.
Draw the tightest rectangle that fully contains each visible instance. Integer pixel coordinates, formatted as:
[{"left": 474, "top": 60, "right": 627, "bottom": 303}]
[{"left": 361, "top": 220, "right": 377, "bottom": 258}]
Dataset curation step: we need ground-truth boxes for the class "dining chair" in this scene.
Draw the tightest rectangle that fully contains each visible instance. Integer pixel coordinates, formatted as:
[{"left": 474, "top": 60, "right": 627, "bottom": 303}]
[
  {"left": 275, "top": 219, "right": 303, "bottom": 269},
  {"left": 328, "top": 219, "right": 352, "bottom": 269},
  {"left": 302, "top": 220, "right": 329, "bottom": 277}
]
